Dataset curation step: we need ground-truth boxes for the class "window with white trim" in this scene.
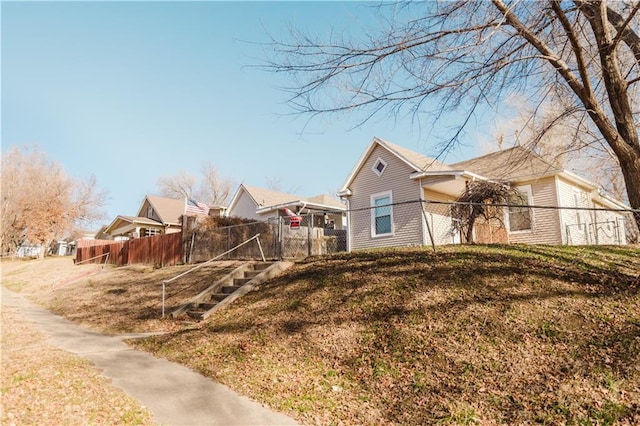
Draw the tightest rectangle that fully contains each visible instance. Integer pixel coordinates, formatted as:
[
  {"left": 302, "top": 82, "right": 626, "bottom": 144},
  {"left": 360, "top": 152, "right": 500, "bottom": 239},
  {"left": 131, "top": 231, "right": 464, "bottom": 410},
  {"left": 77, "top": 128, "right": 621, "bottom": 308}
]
[
  {"left": 145, "top": 228, "right": 161, "bottom": 237},
  {"left": 372, "top": 158, "right": 387, "bottom": 176},
  {"left": 508, "top": 186, "right": 533, "bottom": 232},
  {"left": 371, "top": 191, "right": 393, "bottom": 237}
]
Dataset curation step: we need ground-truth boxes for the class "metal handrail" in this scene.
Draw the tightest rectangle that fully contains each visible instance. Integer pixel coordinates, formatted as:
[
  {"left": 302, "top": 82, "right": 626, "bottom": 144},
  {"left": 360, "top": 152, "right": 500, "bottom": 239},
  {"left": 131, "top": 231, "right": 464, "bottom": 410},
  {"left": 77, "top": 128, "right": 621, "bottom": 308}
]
[{"left": 161, "top": 233, "right": 264, "bottom": 317}]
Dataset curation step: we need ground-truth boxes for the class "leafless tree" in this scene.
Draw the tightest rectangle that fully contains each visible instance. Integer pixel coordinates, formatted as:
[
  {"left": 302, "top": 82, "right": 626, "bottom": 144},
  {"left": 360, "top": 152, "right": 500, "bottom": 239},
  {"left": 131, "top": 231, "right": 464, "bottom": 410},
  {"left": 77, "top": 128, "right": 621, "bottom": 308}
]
[
  {"left": 490, "top": 95, "right": 627, "bottom": 201},
  {"left": 156, "top": 161, "right": 235, "bottom": 206},
  {"left": 199, "top": 162, "right": 235, "bottom": 206},
  {"left": 266, "top": 0, "right": 640, "bottom": 228},
  {"left": 156, "top": 170, "right": 197, "bottom": 200},
  {"left": 0, "top": 146, "right": 107, "bottom": 257},
  {"left": 450, "top": 181, "right": 519, "bottom": 244}
]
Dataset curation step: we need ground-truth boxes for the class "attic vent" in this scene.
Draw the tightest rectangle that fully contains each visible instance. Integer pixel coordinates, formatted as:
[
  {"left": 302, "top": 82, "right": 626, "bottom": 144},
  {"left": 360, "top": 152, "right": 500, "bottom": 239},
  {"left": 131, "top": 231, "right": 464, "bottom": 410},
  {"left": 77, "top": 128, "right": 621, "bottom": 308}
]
[{"left": 372, "top": 158, "right": 387, "bottom": 176}]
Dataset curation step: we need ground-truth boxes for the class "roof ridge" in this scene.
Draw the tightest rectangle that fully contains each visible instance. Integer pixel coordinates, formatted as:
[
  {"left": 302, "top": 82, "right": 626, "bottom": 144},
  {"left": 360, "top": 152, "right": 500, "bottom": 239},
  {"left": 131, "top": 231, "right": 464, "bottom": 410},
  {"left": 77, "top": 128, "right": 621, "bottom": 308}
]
[{"left": 377, "top": 138, "right": 451, "bottom": 172}]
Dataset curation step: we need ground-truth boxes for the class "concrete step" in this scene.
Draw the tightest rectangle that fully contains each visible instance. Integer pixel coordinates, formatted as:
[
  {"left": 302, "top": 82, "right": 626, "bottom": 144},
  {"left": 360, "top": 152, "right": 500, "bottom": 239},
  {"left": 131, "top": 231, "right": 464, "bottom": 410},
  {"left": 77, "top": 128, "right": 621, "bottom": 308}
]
[
  {"left": 233, "top": 277, "right": 252, "bottom": 286},
  {"left": 252, "top": 262, "right": 273, "bottom": 271},
  {"left": 196, "top": 302, "right": 217, "bottom": 311},
  {"left": 222, "top": 285, "right": 242, "bottom": 294},
  {"left": 210, "top": 294, "right": 228, "bottom": 302},
  {"left": 186, "top": 310, "right": 205, "bottom": 319},
  {"left": 244, "top": 270, "right": 262, "bottom": 279}
]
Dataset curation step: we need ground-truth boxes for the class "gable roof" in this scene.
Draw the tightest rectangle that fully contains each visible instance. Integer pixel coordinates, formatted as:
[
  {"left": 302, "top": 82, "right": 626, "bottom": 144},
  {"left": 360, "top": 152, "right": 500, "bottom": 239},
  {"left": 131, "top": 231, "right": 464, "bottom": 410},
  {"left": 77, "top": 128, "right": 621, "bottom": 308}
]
[
  {"left": 241, "top": 184, "right": 300, "bottom": 208},
  {"left": 136, "top": 195, "right": 184, "bottom": 225},
  {"left": 227, "top": 184, "right": 345, "bottom": 216},
  {"left": 451, "top": 146, "right": 564, "bottom": 182},
  {"left": 339, "top": 137, "right": 456, "bottom": 195},
  {"left": 382, "top": 139, "right": 453, "bottom": 173},
  {"left": 103, "top": 215, "right": 164, "bottom": 236}
]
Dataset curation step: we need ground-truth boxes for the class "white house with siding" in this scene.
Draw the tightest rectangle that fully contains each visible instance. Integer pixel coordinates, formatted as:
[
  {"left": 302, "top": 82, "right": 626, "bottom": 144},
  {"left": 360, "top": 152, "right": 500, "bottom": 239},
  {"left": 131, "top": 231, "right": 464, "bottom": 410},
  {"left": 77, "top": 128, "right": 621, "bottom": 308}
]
[
  {"left": 338, "top": 137, "right": 629, "bottom": 251},
  {"left": 226, "top": 184, "right": 346, "bottom": 229}
]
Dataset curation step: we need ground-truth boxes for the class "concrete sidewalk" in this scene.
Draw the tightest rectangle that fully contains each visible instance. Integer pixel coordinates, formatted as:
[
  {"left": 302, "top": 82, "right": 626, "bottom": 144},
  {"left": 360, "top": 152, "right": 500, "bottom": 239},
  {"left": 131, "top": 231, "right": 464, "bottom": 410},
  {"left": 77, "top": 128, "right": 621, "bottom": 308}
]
[{"left": 1, "top": 287, "right": 298, "bottom": 426}]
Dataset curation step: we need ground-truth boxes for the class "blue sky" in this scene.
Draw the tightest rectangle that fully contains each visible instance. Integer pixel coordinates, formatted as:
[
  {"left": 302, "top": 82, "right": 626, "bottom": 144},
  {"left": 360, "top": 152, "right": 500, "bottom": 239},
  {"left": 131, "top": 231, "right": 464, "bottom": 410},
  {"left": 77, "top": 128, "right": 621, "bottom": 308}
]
[{"left": 2, "top": 1, "right": 489, "bottom": 226}]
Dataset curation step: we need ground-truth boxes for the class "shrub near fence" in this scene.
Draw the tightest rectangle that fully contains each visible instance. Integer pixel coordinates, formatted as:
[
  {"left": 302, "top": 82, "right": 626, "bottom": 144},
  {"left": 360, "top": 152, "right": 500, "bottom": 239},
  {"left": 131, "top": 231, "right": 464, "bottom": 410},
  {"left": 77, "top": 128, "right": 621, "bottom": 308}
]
[
  {"left": 183, "top": 214, "right": 348, "bottom": 262},
  {"left": 183, "top": 216, "right": 276, "bottom": 262},
  {"left": 75, "top": 232, "right": 182, "bottom": 267}
]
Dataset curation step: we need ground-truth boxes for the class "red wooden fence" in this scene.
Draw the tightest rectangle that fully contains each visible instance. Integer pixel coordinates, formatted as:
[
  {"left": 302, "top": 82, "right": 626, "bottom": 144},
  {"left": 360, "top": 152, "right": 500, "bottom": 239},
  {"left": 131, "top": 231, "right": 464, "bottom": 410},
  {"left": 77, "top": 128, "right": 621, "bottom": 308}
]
[{"left": 75, "top": 232, "right": 183, "bottom": 267}]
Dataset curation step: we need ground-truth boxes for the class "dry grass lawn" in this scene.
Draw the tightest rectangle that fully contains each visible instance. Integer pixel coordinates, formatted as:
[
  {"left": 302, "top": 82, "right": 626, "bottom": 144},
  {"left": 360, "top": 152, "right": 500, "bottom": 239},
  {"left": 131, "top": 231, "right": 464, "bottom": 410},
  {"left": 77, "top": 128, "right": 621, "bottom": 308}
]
[
  {"left": 1, "top": 281, "right": 153, "bottom": 425},
  {"left": 3, "top": 245, "right": 640, "bottom": 425}
]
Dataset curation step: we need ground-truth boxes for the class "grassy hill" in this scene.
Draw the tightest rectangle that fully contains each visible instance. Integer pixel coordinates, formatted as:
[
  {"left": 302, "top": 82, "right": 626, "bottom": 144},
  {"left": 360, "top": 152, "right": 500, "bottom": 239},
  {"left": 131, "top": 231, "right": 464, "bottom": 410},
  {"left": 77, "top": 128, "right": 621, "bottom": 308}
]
[
  {"left": 2, "top": 245, "right": 638, "bottom": 424},
  {"left": 127, "top": 245, "right": 640, "bottom": 425}
]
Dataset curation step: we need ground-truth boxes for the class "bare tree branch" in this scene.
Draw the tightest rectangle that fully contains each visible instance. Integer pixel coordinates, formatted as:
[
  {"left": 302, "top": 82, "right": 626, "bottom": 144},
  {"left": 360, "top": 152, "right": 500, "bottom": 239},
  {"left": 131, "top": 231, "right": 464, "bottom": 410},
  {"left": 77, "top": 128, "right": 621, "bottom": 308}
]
[{"left": 264, "top": 0, "right": 640, "bottom": 227}]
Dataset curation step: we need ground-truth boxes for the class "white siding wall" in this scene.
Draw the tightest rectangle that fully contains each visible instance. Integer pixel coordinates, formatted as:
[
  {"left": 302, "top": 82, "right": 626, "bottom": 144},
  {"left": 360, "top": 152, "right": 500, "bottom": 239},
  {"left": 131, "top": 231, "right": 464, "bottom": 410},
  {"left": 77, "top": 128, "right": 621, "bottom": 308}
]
[
  {"left": 592, "top": 201, "right": 627, "bottom": 245},
  {"left": 227, "top": 191, "right": 263, "bottom": 221},
  {"left": 556, "top": 177, "right": 590, "bottom": 244},
  {"left": 347, "top": 145, "right": 424, "bottom": 250},
  {"left": 422, "top": 189, "right": 459, "bottom": 245},
  {"left": 508, "top": 177, "right": 562, "bottom": 244},
  {"left": 557, "top": 177, "right": 627, "bottom": 245}
]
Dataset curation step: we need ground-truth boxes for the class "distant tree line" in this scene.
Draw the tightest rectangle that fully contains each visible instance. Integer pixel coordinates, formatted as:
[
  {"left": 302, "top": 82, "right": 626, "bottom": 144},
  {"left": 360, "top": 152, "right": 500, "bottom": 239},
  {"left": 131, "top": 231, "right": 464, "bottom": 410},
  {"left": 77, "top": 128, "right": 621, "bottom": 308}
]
[{"left": 1, "top": 146, "right": 107, "bottom": 258}]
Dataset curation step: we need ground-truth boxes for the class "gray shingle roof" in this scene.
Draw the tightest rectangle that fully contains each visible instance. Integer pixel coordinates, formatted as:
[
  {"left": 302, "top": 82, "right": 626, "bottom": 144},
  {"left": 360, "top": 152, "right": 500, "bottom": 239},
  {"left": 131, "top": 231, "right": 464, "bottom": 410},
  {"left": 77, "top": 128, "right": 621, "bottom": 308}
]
[
  {"left": 379, "top": 138, "right": 453, "bottom": 173},
  {"left": 451, "top": 146, "right": 563, "bottom": 181}
]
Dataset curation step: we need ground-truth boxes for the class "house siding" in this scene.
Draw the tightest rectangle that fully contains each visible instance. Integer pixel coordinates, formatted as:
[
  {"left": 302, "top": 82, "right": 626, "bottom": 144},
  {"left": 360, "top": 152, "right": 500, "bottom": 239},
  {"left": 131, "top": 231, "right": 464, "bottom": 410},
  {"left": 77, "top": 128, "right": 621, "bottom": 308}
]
[
  {"left": 591, "top": 200, "right": 627, "bottom": 245},
  {"left": 228, "top": 191, "right": 264, "bottom": 221},
  {"left": 422, "top": 188, "right": 459, "bottom": 245},
  {"left": 556, "top": 177, "right": 627, "bottom": 245},
  {"left": 141, "top": 200, "right": 162, "bottom": 222},
  {"left": 508, "top": 177, "right": 562, "bottom": 244},
  {"left": 347, "top": 145, "right": 423, "bottom": 250}
]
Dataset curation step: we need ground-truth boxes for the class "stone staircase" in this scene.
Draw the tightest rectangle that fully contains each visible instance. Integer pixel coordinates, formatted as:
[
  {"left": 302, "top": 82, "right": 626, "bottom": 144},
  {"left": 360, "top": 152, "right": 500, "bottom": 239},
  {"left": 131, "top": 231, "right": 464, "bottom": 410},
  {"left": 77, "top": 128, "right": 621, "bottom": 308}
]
[{"left": 171, "top": 261, "right": 293, "bottom": 320}]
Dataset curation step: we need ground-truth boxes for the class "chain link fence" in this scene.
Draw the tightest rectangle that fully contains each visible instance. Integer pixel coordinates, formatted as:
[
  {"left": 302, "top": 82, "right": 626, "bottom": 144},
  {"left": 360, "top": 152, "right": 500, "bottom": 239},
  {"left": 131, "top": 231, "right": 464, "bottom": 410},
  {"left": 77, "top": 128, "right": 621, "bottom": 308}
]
[
  {"left": 346, "top": 199, "right": 638, "bottom": 251},
  {"left": 183, "top": 200, "right": 637, "bottom": 262},
  {"left": 182, "top": 214, "right": 347, "bottom": 262}
]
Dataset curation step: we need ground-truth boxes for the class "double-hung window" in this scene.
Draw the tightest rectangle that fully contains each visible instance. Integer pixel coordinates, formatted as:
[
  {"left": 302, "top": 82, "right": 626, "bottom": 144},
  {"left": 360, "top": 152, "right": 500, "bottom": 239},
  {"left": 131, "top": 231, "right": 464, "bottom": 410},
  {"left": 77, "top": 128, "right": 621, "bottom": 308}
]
[
  {"left": 371, "top": 191, "right": 393, "bottom": 237},
  {"left": 508, "top": 186, "right": 533, "bottom": 232}
]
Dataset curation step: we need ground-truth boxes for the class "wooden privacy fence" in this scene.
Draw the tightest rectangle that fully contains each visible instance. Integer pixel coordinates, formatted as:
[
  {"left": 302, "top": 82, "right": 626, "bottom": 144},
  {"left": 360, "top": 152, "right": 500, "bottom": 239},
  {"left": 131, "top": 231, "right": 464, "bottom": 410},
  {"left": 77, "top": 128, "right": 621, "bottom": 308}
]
[{"left": 75, "top": 232, "right": 183, "bottom": 267}]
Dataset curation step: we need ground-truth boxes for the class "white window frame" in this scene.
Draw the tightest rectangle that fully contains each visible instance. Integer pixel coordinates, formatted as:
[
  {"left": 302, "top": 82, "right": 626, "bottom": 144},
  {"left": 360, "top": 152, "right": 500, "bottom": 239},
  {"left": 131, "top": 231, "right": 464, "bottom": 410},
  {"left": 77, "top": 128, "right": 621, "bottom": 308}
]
[
  {"left": 371, "top": 158, "right": 387, "bottom": 177},
  {"left": 507, "top": 185, "right": 534, "bottom": 233},
  {"left": 371, "top": 190, "right": 394, "bottom": 237}
]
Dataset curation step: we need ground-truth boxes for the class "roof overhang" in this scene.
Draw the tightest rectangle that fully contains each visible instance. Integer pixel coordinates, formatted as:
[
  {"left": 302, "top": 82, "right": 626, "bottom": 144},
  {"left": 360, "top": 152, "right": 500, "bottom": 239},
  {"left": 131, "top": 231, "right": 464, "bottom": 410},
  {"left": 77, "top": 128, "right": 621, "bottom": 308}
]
[
  {"left": 413, "top": 170, "right": 489, "bottom": 198},
  {"left": 594, "top": 191, "right": 630, "bottom": 210},
  {"left": 104, "top": 215, "right": 165, "bottom": 236},
  {"left": 410, "top": 169, "right": 486, "bottom": 181},
  {"left": 256, "top": 200, "right": 346, "bottom": 215}
]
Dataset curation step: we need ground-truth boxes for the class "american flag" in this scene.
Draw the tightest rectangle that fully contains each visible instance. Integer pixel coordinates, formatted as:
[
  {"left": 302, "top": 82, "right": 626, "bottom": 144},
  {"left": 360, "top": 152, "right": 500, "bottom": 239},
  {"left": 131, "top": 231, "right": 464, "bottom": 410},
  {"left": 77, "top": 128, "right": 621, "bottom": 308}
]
[{"left": 185, "top": 198, "right": 209, "bottom": 216}]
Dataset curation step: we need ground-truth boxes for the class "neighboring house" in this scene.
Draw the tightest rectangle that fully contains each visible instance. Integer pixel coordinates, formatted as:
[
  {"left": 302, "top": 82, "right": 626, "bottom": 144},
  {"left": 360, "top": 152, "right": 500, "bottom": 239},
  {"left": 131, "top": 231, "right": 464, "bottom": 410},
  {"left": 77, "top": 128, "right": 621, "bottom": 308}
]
[
  {"left": 103, "top": 195, "right": 188, "bottom": 239},
  {"left": 207, "top": 204, "right": 227, "bottom": 217},
  {"left": 226, "top": 184, "right": 346, "bottom": 229},
  {"left": 338, "top": 137, "right": 628, "bottom": 251},
  {"left": 51, "top": 239, "right": 72, "bottom": 256},
  {"left": 16, "top": 243, "right": 42, "bottom": 258}
]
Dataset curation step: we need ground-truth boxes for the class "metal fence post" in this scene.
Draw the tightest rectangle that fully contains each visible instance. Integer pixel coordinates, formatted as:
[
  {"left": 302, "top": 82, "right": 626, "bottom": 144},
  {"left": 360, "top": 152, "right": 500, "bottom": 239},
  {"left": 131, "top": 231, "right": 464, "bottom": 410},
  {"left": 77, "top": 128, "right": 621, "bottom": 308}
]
[
  {"left": 308, "top": 213, "right": 313, "bottom": 257},
  {"left": 278, "top": 216, "right": 283, "bottom": 260},
  {"left": 420, "top": 200, "right": 436, "bottom": 252}
]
